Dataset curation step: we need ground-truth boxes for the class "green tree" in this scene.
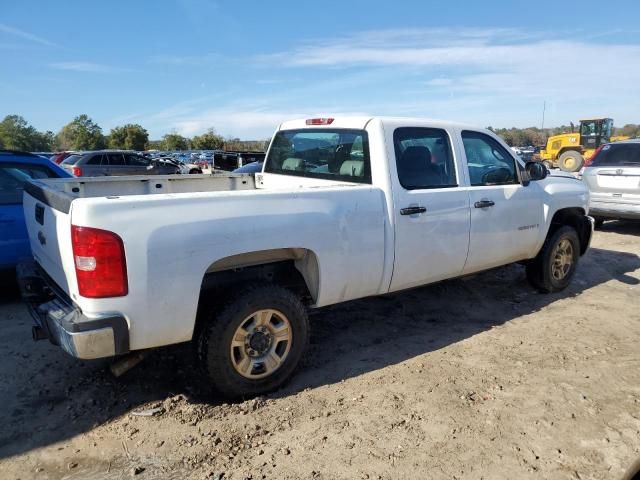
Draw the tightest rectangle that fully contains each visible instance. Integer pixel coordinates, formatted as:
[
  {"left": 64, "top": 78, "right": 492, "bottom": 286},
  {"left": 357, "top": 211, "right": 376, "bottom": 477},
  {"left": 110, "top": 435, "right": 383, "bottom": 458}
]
[
  {"left": 161, "top": 133, "right": 189, "bottom": 151},
  {"left": 108, "top": 124, "right": 149, "bottom": 151},
  {"left": 56, "top": 114, "right": 106, "bottom": 150},
  {"left": 0, "top": 115, "right": 54, "bottom": 151},
  {"left": 616, "top": 124, "right": 640, "bottom": 138},
  {"left": 191, "top": 128, "right": 224, "bottom": 150}
]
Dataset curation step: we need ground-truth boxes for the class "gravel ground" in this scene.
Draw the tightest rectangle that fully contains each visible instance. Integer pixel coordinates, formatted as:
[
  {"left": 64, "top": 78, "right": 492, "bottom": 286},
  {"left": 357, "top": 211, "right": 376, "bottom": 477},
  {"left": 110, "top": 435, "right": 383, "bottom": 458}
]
[{"left": 1, "top": 221, "right": 639, "bottom": 480}]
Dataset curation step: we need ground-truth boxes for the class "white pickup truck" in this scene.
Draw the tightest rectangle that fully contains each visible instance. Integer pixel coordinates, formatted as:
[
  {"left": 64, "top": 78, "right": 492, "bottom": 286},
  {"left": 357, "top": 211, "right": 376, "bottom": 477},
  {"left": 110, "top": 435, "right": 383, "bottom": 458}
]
[{"left": 18, "top": 117, "right": 593, "bottom": 398}]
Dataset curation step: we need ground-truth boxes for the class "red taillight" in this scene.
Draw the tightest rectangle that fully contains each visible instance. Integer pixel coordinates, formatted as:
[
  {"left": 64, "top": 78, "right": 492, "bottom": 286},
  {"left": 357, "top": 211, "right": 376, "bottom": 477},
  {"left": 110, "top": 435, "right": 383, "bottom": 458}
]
[
  {"left": 305, "top": 118, "right": 334, "bottom": 125},
  {"left": 72, "top": 166, "right": 82, "bottom": 176},
  {"left": 584, "top": 145, "right": 604, "bottom": 167},
  {"left": 71, "top": 225, "right": 128, "bottom": 298}
]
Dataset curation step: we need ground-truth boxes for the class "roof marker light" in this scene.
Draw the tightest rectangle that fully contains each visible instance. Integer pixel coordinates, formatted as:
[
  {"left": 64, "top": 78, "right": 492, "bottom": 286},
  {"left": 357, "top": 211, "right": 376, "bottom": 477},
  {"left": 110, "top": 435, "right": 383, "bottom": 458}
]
[{"left": 306, "top": 118, "right": 334, "bottom": 125}]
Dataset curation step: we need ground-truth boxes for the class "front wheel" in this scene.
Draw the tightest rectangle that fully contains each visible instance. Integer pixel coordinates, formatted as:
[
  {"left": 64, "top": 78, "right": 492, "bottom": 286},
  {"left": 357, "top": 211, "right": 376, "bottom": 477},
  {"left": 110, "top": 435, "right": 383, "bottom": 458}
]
[
  {"left": 558, "top": 151, "right": 584, "bottom": 172},
  {"left": 526, "top": 225, "right": 580, "bottom": 293},
  {"left": 196, "top": 284, "right": 309, "bottom": 399}
]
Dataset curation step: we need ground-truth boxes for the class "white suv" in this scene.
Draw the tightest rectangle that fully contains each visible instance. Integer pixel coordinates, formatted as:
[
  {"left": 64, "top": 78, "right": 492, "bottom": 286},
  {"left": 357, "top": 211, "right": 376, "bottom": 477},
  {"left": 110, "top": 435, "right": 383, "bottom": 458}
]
[{"left": 582, "top": 140, "right": 640, "bottom": 227}]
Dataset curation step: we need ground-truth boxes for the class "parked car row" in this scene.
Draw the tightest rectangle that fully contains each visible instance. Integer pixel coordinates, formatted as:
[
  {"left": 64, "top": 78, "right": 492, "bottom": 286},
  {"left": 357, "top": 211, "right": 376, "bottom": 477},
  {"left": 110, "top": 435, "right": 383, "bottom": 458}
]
[{"left": 61, "top": 150, "right": 182, "bottom": 177}]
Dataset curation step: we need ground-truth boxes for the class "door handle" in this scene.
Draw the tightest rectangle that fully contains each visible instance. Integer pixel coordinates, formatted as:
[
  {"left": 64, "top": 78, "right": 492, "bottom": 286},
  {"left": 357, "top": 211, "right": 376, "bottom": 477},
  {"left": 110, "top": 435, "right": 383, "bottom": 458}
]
[
  {"left": 474, "top": 200, "right": 495, "bottom": 209},
  {"left": 400, "top": 206, "right": 427, "bottom": 215}
]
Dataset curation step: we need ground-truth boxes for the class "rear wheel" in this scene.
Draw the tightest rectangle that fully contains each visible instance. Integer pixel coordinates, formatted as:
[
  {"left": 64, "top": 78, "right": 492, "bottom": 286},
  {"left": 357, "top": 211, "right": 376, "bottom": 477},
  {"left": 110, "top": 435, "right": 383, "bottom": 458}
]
[
  {"left": 196, "top": 284, "right": 309, "bottom": 399},
  {"left": 526, "top": 225, "right": 580, "bottom": 293},
  {"left": 558, "top": 151, "right": 584, "bottom": 172}
]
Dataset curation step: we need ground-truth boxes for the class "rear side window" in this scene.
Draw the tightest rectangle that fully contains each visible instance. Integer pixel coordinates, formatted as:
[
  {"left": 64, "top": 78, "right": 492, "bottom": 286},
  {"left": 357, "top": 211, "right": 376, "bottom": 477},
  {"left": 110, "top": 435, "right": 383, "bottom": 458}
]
[
  {"left": 264, "top": 129, "right": 371, "bottom": 184},
  {"left": 591, "top": 144, "right": 640, "bottom": 166},
  {"left": 393, "top": 127, "right": 457, "bottom": 189},
  {"left": 107, "top": 153, "right": 125, "bottom": 166},
  {"left": 0, "top": 164, "right": 56, "bottom": 205},
  {"left": 86, "top": 154, "right": 104, "bottom": 165},
  {"left": 127, "top": 154, "right": 150, "bottom": 166}
]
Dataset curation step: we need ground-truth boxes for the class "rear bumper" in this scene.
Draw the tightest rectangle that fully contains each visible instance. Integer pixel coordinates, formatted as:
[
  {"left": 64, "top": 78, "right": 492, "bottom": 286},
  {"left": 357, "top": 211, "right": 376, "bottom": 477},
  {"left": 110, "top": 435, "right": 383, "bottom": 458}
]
[
  {"left": 16, "top": 260, "right": 129, "bottom": 359},
  {"left": 590, "top": 199, "right": 640, "bottom": 220}
]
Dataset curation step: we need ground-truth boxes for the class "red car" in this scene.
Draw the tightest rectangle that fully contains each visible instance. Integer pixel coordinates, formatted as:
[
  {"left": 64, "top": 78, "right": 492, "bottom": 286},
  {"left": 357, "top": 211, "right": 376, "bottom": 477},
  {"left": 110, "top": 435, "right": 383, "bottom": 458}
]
[{"left": 51, "top": 151, "right": 75, "bottom": 164}]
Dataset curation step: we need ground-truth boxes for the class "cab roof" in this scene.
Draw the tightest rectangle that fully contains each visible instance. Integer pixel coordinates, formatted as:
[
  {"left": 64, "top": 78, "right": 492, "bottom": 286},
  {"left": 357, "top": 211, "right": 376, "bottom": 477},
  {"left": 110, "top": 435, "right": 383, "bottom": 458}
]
[{"left": 278, "top": 116, "right": 480, "bottom": 132}]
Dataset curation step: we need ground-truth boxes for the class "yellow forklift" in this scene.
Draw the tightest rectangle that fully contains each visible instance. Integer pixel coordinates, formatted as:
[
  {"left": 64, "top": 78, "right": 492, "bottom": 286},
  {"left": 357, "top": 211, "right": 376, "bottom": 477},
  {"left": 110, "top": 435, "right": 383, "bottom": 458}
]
[{"left": 539, "top": 118, "right": 615, "bottom": 172}]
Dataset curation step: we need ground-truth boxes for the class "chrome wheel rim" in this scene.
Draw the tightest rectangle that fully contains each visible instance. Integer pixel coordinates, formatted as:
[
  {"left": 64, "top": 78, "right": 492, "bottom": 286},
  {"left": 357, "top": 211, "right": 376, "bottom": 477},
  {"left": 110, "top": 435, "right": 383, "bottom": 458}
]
[
  {"left": 230, "top": 309, "right": 292, "bottom": 379},
  {"left": 551, "top": 239, "right": 574, "bottom": 280}
]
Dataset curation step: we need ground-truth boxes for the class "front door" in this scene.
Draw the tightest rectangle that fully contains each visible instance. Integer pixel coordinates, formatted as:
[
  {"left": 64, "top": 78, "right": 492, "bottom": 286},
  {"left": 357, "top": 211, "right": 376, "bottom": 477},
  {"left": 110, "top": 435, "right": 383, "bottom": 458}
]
[
  {"left": 389, "top": 127, "right": 471, "bottom": 292},
  {"left": 461, "top": 130, "right": 543, "bottom": 274}
]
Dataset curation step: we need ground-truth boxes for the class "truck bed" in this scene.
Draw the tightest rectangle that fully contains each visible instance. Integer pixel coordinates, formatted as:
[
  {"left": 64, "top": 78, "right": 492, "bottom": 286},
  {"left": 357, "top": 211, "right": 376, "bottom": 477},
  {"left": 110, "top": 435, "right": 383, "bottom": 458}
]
[{"left": 25, "top": 173, "right": 257, "bottom": 213}]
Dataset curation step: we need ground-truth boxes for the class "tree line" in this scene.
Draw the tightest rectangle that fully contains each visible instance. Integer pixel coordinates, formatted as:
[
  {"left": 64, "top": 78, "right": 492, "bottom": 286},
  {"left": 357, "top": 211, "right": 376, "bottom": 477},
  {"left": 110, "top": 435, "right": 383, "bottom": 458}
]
[
  {"left": 0, "top": 114, "right": 267, "bottom": 152},
  {"left": 1, "top": 113, "right": 638, "bottom": 153}
]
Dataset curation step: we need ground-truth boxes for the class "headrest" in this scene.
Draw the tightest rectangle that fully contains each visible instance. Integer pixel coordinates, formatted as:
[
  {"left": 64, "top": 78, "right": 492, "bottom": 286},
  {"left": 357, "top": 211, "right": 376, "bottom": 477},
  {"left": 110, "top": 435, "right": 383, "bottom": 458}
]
[
  {"left": 282, "top": 157, "right": 305, "bottom": 171},
  {"left": 400, "top": 146, "right": 432, "bottom": 167},
  {"left": 339, "top": 160, "right": 364, "bottom": 177}
]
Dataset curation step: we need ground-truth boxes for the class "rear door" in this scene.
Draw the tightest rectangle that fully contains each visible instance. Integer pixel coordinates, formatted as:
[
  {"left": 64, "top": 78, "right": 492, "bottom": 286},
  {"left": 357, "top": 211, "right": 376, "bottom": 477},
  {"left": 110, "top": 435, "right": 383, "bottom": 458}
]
[
  {"left": 82, "top": 153, "right": 105, "bottom": 176},
  {"left": 460, "top": 130, "right": 543, "bottom": 274},
  {"left": 389, "top": 126, "right": 471, "bottom": 291},
  {"left": 106, "top": 153, "right": 129, "bottom": 175}
]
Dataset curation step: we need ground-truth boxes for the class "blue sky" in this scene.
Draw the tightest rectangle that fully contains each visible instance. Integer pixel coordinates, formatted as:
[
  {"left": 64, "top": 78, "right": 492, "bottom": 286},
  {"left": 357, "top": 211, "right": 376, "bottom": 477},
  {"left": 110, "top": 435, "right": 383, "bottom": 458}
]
[{"left": 2, "top": 0, "right": 640, "bottom": 139}]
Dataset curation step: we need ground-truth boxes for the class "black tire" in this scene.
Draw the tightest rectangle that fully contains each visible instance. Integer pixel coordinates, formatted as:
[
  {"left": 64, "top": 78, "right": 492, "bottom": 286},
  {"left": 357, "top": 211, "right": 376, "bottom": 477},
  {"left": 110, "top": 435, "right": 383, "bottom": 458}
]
[
  {"left": 189, "top": 168, "right": 201, "bottom": 174},
  {"left": 558, "top": 151, "right": 584, "bottom": 172},
  {"left": 526, "top": 225, "right": 580, "bottom": 293},
  {"left": 593, "top": 217, "right": 605, "bottom": 229},
  {"left": 196, "top": 283, "right": 309, "bottom": 399}
]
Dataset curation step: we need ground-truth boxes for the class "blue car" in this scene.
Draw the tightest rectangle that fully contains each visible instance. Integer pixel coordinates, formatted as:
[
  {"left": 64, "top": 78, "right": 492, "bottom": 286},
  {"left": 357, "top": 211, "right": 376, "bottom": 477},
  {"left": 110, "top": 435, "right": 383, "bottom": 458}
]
[
  {"left": 0, "top": 151, "right": 71, "bottom": 273},
  {"left": 232, "top": 161, "right": 263, "bottom": 174}
]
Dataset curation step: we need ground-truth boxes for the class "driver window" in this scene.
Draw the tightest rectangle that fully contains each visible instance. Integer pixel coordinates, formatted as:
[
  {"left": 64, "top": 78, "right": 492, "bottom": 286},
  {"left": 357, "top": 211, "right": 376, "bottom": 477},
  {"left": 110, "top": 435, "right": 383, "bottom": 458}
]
[{"left": 461, "top": 131, "right": 518, "bottom": 187}]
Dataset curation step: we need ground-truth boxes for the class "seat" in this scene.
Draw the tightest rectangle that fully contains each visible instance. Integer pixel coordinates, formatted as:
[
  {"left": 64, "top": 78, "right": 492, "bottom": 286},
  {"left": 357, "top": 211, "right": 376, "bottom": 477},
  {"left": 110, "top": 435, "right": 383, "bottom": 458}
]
[
  {"left": 397, "top": 146, "right": 444, "bottom": 188},
  {"left": 281, "top": 157, "right": 305, "bottom": 171},
  {"left": 339, "top": 160, "right": 364, "bottom": 177}
]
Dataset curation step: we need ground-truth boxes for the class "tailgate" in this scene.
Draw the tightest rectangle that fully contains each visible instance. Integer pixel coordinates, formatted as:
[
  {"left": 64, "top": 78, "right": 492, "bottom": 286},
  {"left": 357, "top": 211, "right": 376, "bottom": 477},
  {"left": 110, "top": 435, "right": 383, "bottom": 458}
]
[
  {"left": 588, "top": 166, "right": 640, "bottom": 193},
  {"left": 22, "top": 189, "right": 74, "bottom": 294}
]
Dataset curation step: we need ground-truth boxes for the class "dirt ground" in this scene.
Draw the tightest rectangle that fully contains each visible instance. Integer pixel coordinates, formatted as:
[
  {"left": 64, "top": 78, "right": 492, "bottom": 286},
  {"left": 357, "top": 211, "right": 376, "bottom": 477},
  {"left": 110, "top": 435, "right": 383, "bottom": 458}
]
[{"left": 1, "top": 221, "right": 639, "bottom": 480}]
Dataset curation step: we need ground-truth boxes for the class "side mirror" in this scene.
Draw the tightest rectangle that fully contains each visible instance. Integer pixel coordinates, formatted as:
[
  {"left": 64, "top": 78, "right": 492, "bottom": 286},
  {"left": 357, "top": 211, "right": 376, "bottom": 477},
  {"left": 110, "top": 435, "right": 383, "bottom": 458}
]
[{"left": 525, "top": 161, "right": 548, "bottom": 181}]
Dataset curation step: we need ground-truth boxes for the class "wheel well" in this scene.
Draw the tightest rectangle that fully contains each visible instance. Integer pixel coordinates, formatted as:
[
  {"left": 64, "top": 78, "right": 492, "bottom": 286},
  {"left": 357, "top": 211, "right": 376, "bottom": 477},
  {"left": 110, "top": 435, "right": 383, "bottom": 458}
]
[
  {"left": 194, "top": 249, "right": 319, "bottom": 335},
  {"left": 548, "top": 207, "right": 591, "bottom": 255}
]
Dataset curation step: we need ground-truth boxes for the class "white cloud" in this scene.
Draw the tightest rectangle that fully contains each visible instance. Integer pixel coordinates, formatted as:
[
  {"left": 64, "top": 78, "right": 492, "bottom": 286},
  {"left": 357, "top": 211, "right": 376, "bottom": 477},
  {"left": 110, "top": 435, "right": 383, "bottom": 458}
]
[
  {"left": 259, "top": 28, "right": 640, "bottom": 126},
  {"left": 110, "top": 28, "right": 640, "bottom": 138},
  {"left": 0, "top": 23, "right": 58, "bottom": 47},
  {"left": 49, "top": 62, "right": 124, "bottom": 73}
]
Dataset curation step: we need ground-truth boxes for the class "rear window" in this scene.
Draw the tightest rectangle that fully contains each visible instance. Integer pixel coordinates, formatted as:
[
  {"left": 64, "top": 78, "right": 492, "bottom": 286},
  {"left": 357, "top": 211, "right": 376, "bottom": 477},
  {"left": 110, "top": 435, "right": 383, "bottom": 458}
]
[
  {"left": 591, "top": 143, "right": 640, "bottom": 166},
  {"left": 264, "top": 129, "right": 371, "bottom": 184},
  {"left": 62, "top": 154, "right": 82, "bottom": 165}
]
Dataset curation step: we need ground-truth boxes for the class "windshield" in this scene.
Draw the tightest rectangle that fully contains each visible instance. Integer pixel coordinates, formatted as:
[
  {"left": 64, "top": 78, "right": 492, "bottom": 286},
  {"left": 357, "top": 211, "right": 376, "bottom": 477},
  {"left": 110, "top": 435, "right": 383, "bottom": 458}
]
[{"left": 264, "top": 128, "right": 371, "bottom": 183}]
